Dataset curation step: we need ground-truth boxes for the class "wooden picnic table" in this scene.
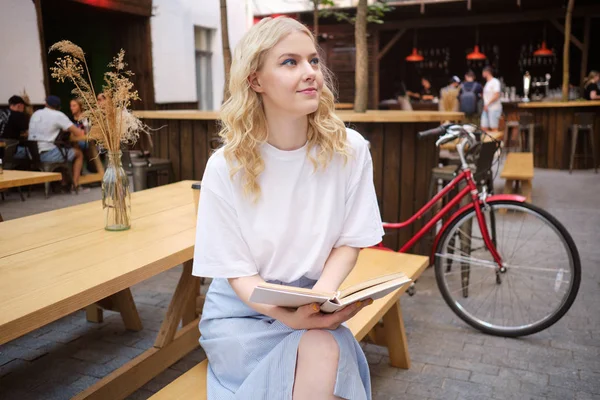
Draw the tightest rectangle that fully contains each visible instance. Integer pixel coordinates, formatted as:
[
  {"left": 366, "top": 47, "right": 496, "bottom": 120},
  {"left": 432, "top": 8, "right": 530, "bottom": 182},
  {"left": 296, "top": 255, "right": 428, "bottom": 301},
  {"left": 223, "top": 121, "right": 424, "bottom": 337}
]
[
  {"left": 0, "top": 170, "right": 61, "bottom": 190},
  {"left": 0, "top": 170, "right": 62, "bottom": 222},
  {"left": 0, "top": 180, "right": 200, "bottom": 399}
]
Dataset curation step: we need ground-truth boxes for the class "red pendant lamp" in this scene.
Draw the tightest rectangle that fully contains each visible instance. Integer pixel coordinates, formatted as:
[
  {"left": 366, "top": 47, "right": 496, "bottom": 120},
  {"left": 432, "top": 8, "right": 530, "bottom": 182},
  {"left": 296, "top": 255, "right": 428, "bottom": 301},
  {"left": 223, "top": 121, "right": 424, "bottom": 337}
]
[
  {"left": 467, "top": 27, "right": 487, "bottom": 60},
  {"left": 533, "top": 26, "right": 553, "bottom": 57},
  {"left": 406, "top": 30, "right": 424, "bottom": 62}
]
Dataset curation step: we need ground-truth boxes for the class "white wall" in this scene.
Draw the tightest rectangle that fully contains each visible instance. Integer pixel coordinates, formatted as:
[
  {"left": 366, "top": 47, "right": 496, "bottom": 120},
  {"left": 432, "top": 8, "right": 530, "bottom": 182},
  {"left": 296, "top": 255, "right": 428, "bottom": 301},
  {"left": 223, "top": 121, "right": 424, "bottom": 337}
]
[
  {"left": 151, "top": 0, "right": 252, "bottom": 108},
  {"left": 0, "top": 0, "right": 46, "bottom": 104}
]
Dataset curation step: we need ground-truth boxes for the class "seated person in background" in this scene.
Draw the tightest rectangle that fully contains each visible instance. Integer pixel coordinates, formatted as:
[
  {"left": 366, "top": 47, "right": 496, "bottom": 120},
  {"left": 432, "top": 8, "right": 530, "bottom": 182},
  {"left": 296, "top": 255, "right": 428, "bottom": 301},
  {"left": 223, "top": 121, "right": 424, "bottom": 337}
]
[
  {"left": 0, "top": 95, "right": 30, "bottom": 159},
  {"left": 407, "top": 77, "right": 435, "bottom": 102},
  {"left": 439, "top": 76, "right": 461, "bottom": 112},
  {"left": 583, "top": 71, "right": 600, "bottom": 100},
  {"left": 394, "top": 81, "right": 413, "bottom": 111},
  {"left": 28, "top": 95, "right": 85, "bottom": 191}
]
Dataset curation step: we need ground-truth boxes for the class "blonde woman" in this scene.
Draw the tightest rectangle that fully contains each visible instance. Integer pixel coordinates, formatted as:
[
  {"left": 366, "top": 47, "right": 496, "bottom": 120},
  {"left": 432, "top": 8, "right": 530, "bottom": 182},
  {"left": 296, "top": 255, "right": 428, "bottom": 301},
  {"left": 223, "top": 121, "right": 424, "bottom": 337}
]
[{"left": 193, "top": 17, "right": 383, "bottom": 399}]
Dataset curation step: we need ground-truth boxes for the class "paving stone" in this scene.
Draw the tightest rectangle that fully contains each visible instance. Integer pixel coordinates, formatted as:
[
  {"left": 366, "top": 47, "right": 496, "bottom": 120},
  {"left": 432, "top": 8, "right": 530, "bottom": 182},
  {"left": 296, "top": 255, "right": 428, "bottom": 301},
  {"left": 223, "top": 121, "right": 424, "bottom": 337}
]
[
  {"left": 499, "top": 367, "right": 548, "bottom": 386},
  {"left": 71, "top": 348, "right": 117, "bottom": 364},
  {"left": 0, "top": 344, "right": 48, "bottom": 361},
  {"left": 370, "top": 376, "right": 409, "bottom": 394},
  {"left": 443, "top": 378, "right": 494, "bottom": 397},
  {"left": 0, "top": 359, "right": 29, "bottom": 378},
  {"left": 407, "top": 382, "right": 457, "bottom": 399},
  {"left": 521, "top": 381, "right": 577, "bottom": 399},
  {"left": 449, "top": 359, "right": 500, "bottom": 376},
  {"left": 421, "top": 364, "right": 471, "bottom": 381},
  {"left": 576, "top": 392, "right": 600, "bottom": 400},
  {"left": 549, "top": 374, "right": 600, "bottom": 395},
  {"left": 470, "top": 372, "right": 520, "bottom": 389}
]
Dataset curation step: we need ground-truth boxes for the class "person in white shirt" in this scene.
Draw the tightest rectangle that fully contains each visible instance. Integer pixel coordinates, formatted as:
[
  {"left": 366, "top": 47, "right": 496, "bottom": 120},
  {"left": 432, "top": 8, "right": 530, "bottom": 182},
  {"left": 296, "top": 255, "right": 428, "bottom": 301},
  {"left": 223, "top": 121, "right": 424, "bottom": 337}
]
[
  {"left": 193, "top": 17, "right": 383, "bottom": 399},
  {"left": 481, "top": 66, "right": 503, "bottom": 131},
  {"left": 28, "top": 96, "right": 85, "bottom": 189}
]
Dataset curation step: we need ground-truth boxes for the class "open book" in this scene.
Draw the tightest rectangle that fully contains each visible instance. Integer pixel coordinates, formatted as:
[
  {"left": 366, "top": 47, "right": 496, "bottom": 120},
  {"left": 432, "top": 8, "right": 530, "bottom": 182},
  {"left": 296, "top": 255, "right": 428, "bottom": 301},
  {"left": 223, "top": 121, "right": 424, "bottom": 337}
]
[{"left": 249, "top": 272, "right": 411, "bottom": 313}]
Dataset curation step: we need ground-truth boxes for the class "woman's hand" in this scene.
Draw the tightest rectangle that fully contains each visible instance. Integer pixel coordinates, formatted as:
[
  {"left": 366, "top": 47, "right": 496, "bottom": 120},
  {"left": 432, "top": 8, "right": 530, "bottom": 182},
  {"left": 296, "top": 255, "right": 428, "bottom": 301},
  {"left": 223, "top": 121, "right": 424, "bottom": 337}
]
[{"left": 280, "top": 299, "right": 373, "bottom": 331}]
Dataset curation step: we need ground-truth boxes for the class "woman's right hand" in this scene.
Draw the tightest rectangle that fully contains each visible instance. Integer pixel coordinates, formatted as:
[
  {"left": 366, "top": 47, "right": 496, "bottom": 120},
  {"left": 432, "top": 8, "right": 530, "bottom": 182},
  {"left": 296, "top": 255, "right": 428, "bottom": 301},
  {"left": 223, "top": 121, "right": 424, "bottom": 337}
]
[{"left": 279, "top": 299, "right": 373, "bottom": 331}]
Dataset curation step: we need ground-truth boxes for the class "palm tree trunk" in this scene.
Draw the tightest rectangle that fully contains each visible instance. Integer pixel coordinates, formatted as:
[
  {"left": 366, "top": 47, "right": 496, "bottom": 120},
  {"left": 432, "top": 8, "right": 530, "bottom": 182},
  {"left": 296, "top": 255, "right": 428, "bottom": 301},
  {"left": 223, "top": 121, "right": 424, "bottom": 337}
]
[
  {"left": 354, "top": 0, "right": 368, "bottom": 113},
  {"left": 220, "top": 0, "right": 232, "bottom": 102},
  {"left": 562, "top": 0, "right": 575, "bottom": 101}
]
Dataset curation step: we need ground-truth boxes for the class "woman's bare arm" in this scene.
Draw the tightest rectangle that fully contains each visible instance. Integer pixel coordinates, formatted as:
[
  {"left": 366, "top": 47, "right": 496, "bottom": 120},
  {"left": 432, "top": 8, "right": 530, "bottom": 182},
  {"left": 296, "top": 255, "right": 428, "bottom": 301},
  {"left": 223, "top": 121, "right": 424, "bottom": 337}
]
[{"left": 312, "top": 246, "right": 360, "bottom": 293}]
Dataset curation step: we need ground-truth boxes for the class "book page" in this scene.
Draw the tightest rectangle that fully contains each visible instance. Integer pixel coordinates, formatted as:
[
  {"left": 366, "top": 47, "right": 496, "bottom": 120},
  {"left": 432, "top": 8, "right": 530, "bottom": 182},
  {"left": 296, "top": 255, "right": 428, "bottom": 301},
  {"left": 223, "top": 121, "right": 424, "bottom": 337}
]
[
  {"left": 338, "top": 272, "right": 409, "bottom": 299},
  {"left": 249, "top": 283, "right": 334, "bottom": 309}
]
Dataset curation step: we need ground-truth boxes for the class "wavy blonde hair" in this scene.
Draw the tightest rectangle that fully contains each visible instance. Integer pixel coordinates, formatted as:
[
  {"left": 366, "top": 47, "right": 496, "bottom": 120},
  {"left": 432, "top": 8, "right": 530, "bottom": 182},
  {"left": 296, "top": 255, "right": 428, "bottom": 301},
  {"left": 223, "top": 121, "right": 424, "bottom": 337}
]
[{"left": 219, "top": 17, "right": 349, "bottom": 200}]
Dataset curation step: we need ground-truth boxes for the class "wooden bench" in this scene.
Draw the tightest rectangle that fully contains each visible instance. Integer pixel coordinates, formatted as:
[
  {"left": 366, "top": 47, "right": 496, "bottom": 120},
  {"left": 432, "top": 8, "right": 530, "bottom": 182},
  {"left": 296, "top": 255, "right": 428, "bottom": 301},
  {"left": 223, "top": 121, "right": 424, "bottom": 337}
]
[
  {"left": 501, "top": 152, "right": 534, "bottom": 202},
  {"left": 149, "top": 248, "right": 429, "bottom": 400}
]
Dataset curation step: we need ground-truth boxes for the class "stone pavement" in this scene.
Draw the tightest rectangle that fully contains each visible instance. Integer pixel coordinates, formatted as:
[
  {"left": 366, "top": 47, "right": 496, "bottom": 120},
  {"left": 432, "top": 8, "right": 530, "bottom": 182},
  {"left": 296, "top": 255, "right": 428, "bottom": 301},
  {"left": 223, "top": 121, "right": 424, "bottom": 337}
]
[{"left": 0, "top": 167, "right": 599, "bottom": 400}]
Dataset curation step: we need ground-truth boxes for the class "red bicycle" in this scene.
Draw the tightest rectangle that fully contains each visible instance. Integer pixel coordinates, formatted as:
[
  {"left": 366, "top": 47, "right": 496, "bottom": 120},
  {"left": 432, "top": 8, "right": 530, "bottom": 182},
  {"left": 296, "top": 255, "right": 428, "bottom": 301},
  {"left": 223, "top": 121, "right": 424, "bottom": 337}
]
[{"left": 375, "top": 124, "right": 581, "bottom": 337}]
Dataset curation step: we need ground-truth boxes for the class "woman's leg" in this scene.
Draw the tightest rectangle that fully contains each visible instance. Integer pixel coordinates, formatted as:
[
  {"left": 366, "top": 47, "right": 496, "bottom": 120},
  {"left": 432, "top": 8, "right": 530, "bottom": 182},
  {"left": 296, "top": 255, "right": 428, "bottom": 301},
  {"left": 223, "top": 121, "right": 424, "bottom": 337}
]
[{"left": 293, "top": 330, "right": 343, "bottom": 400}]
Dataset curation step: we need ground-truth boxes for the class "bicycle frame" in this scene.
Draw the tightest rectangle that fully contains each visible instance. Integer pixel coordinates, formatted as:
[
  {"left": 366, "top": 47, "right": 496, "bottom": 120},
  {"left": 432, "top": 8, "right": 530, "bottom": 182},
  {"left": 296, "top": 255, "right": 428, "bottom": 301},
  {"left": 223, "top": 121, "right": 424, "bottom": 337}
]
[{"left": 377, "top": 166, "right": 523, "bottom": 268}]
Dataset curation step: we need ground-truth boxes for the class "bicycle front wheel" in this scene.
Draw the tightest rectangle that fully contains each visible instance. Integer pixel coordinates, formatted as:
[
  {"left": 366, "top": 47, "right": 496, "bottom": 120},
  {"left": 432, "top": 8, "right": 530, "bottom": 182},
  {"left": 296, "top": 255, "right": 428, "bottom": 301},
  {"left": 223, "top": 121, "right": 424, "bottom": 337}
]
[{"left": 434, "top": 200, "right": 581, "bottom": 337}]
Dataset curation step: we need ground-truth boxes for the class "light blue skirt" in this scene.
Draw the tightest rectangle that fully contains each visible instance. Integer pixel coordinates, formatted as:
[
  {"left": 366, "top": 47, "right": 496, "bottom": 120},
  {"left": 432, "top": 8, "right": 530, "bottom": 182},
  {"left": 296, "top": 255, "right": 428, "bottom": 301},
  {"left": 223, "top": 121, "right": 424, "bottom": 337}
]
[{"left": 199, "top": 277, "right": 372, "bottom": 400}]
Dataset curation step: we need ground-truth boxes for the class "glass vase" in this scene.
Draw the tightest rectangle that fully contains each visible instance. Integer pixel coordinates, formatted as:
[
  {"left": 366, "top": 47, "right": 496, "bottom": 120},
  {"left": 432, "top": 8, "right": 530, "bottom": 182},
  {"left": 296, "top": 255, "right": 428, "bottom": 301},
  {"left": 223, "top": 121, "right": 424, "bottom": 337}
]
[{"left": 102, "top": 151, "right": 131, "bottom": 231}]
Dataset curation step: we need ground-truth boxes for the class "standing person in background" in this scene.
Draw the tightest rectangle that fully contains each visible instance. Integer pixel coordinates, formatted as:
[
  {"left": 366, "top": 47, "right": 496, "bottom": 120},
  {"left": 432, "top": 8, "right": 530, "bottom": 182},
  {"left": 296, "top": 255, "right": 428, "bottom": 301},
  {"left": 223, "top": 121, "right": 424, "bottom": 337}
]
[
  {"left": 439, "top": 76, "right": 461, "bottom": 112},
  {"left": 459, "top": 70, "right": 483, "bottom": 125},
  {"left": 29, "top": 95, "right": 85, "bottom": 192},
  {"left": 481, "top": 66, "right": 502, "bottom": 132},
  {"left": 583, "top": 71, "right": 600, "bottom": 100}
]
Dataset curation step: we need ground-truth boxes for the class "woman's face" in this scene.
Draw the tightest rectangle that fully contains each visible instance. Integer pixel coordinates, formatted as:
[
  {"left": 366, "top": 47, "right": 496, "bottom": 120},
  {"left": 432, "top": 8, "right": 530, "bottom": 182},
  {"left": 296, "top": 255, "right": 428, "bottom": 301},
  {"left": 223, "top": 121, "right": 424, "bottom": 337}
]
[
  {"left": 70, "top": 100, "right": 81, "bottom": 116},
  {"left": 250, "top": 31, "right": 323, "bottom": 117},
  {"left": 422, "top": 79, "right": 431, "bottom": 89},
  {"left": 594, "top": 75, "right": 600, "bottom": 84}
]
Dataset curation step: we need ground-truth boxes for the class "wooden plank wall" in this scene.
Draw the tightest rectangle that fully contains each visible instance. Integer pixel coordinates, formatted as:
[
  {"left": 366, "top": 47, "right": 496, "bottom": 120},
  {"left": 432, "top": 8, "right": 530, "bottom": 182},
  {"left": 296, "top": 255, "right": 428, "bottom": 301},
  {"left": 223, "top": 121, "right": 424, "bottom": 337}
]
[
  {"left": 529, "top": 107, "right": 600, "bottom": 170},
  {"left": 145, "top": 119, "right": 440, "bottom": 255}
]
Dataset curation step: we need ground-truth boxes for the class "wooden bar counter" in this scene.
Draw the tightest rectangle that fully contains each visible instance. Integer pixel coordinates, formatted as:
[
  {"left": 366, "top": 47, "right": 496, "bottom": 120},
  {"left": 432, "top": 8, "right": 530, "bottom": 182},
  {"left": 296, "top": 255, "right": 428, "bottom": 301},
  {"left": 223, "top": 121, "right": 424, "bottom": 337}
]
[
  {"left": 516, "top": 101, "right": 600, "bottom": 170},
  {"left": 136, "top": 110, "right": 463, "bottom": 254}
]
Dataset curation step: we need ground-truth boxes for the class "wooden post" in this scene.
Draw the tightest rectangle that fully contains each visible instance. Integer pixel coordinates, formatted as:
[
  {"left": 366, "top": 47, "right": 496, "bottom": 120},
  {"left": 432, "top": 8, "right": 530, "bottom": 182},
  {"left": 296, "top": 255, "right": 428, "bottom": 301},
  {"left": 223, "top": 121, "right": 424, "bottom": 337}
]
[
  {"left": 33, "top": 0, "right": 49, "bottom": 97},
  {"left": 580, "top": 17, "right": 591, "bottom": 89},
  {"left": 312, "top": 0, "right": 319, "bottom": 37},
  {"left": 354, "top": 0, "right": 369, "bottom": 113},
  {"left": 220, "top": 0, "right": 232, "bottom": 101},
  {"left": 562, "top": 0, "right": 576, "bottom": 101}
]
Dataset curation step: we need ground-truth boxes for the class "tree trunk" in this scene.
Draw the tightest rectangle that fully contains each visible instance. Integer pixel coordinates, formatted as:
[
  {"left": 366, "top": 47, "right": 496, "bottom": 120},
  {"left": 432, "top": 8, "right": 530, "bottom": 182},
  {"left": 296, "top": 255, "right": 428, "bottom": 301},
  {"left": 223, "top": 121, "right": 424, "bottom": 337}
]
[
  {"left": 562, "top": 0, "right": 575, "bottom": 101},
  {"left": 220, "top": 0, "right": 232, "bottom": 102},
  {"left": 312, "top": 0, "right": 319, "bottom": 37},
  {"left": 354, "top": 0, "right": 368, "bottom": 113}
]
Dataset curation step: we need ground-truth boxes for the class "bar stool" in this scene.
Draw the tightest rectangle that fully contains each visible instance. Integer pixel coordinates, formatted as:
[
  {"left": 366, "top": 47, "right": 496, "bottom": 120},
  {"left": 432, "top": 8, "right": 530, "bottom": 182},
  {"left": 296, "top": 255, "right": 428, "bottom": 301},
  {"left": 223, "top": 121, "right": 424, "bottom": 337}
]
[
  {"left": 504, "top": 112, "right": 535, "bottom": 152},
  {"left": 569, "top": 112, "right": 598, "bottom": 174}
]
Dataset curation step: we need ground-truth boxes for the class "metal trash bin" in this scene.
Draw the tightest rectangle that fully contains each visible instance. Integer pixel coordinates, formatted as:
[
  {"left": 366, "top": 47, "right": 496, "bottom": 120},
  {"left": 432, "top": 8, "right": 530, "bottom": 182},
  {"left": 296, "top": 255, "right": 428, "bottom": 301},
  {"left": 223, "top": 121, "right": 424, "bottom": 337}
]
[{"left": 122, "top": 150, "right": 173, "bottom": 191}]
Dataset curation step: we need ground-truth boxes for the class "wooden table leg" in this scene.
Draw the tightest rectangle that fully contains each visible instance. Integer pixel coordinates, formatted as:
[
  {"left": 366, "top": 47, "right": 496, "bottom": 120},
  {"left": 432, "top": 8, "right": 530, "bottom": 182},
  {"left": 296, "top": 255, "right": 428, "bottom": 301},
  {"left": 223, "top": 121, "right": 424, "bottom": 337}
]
[
  {"left": 382, "top": 300, "right": 410, "bottom": 369},
  {"left": 85, "top": 288, "right": 142, "bottom": 331},
  {"left": 86, "top": 305, "right": 103, "bottom": 323},
  {"left": 521, "top": 180, "right": 532, "bottom": 203},
  {"left": 74, "top": 260, "right": 201, "bottom": 400},
  {"left": 112, "top": 289, "right": 143, "bottom": 331}
]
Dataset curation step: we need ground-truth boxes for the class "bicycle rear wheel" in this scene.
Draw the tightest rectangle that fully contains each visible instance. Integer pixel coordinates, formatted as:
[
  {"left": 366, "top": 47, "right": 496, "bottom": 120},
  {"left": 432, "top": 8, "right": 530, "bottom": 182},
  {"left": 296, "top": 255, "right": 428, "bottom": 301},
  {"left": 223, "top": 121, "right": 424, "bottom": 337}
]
[{"left": 434, "top": 200, "right": 581, "bottom": 337}]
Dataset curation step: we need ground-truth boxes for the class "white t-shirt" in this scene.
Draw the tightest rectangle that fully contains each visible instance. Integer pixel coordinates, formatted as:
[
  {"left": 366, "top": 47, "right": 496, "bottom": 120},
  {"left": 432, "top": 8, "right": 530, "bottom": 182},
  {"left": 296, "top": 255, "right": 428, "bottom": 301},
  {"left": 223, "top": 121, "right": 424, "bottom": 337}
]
[
  {"left": 483, "top": 78, "right": 502, "bottom": 112},
  {"left": 28, "top": 108, "right": 74, "bottom": 152},
  {"left": 192, "top": 128, "right": 385, "bottom": 283}
]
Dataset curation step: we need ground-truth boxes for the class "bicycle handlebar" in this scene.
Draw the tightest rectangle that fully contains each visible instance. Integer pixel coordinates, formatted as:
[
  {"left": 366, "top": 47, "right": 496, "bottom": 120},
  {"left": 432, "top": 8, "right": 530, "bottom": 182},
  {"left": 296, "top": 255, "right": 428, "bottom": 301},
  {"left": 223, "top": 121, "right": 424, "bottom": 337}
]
[{"left": 417, "top": 125, "right": 448, "bottom": 140}]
